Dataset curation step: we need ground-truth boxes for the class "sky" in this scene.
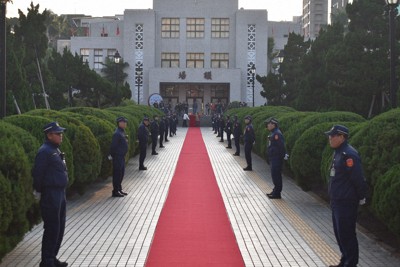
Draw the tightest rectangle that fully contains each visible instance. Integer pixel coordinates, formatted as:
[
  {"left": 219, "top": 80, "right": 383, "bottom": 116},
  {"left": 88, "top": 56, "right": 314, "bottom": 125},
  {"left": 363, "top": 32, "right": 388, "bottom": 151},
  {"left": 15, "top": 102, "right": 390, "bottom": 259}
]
[{"left": 5, "top": 0, "right": 302, "bottom": 22}]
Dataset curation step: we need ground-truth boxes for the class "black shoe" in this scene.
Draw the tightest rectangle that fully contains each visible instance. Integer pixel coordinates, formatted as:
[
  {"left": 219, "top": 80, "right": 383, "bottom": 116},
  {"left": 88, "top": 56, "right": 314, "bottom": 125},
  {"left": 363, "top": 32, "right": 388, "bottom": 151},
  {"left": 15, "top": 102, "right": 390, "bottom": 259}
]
[
  {"left": 266, "top": 192, "right": 274, "bottom": 197},
  {"left": 40, "top": 262, "right": 56, "bottom": 267},
  {"left": 165, "top": 140, "right": 169, "bottom": 142},
  {"left": 112, "top": 191, "right": 124, "bottom": 197},
  {"left": 226, "top": 146, "right": 232, "bottom": 148},
  {"left": 267, "top": 194, "right": 281, "bottom": 199},
  {"left": 216, "top": 135, "right": 220, "bottom": 137},
  {"left": 139, "top": 166, "right": 147, "bottom": 170},
  {"left": 160, "top": 145, "right": 165, "bottom": 148},
  {"left": 233, "top": 153, "right": 240, "bottom": 156},
  {"left": 243, "top": 166, "right": 252, "bottom": 171},
  {"left": 328, "top": 265, "right": 343, "bottom": 267},
  {"left": 119, "top": 190, "right": 128, "bottom": 196},
  {"left": 152, "top": 152, "right": 158, "bottom": 155},
  {"left": 55, "top": 259, "right": 68, "bottom": 267}
]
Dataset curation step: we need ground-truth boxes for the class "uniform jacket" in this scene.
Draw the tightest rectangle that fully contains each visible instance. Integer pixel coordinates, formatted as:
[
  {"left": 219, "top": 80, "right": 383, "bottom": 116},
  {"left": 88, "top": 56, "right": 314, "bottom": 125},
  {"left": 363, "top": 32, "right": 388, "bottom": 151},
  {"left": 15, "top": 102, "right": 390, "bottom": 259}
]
[
  {"left": 159, "top": 119, "right": 165, "bottom": 134},
  {"left": 329, "top": 141, "right": 367, "bottom": 202},
  {"left": 32, "top": 141, "right": 68, "bottom": 192},
  {"left": 138, "top": 123, "right": 149, "bottom": 145},
  {"left": 267, "top": 127, "right": 286, "bottom": 160},
  {"left": 233, "top": 120, "right": 242, "bottom": 137},
  {"left": 150, "top": 120, "right": 159, "bottom": 137},
  {"left": 110, "top": 127, "right": 128, "bottom": 157},
  {"left": 243, "top": 124, "right": 255, "bottom": 144},
  {"left": 225, "top": 119, "right": 232, "bottom": 134}
]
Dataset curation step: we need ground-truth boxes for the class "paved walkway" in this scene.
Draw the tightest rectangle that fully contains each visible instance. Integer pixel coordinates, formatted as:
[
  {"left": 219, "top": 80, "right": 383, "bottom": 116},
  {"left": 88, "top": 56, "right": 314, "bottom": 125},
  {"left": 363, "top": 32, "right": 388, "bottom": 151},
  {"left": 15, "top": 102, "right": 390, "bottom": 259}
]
[{"left": 1, "top": 127, "right": 399, "bottom": 267}]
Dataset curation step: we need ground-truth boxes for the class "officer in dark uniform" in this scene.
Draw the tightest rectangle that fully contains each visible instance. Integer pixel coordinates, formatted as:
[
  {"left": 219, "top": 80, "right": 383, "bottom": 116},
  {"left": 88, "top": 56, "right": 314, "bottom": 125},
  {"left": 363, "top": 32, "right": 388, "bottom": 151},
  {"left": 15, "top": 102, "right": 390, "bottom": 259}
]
[
  {"left": 325, "top": 125, "right": 367, "bottom": 267},
  {"left": 265, "top": 117, "right": 286, "bottom": 199},
  {"left": 215, "top": 114, "right": 220, "bottom": 135},
  {"left": 138, "top": 117, "right": 150, "bottom": 170},
  {"left": 219, "top": 115, "right": 225, "bottom": 142},
  {"left": 159, "top": 116, "right": 165, "bottom": 148},
  {"left": 243, "top": 115, "right": 255, "bottom": 171},
  {"left": 32, "top": 122, "right": 68, "bottom": 267},
  {"left": 164, "top": 115, "right": 170, "bottom": 142},
  {"left": 225, "top": 115, "right": 232, "bottom": 148},
  {"left": 233, "top": 115, "right": 242, "bottom": 156},
  {"left": 150, "top": 115, "right": 159, "bottom": 155},
  {"left": 109, "top": 116, "right": 129, "bottom": 197}
]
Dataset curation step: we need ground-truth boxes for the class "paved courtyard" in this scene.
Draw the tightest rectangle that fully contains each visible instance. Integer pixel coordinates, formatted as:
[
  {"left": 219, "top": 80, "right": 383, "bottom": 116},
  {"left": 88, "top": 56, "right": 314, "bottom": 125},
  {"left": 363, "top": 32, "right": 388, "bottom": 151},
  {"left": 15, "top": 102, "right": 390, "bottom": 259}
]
[{"left": 1, "top": 127, "right": 399, "bottom": 267}]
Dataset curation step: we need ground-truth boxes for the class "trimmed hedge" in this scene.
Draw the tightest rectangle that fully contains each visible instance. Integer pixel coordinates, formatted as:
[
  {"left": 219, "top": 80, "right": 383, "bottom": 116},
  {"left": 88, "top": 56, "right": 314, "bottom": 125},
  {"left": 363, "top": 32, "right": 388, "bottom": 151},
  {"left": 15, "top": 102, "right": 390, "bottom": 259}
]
[
  {"left": 372, "top": 165, "right": 400, "bottom": 238},
  {"left": 0, "top": 122, "right": 38, "bottom": 259},
  {"left": 26, "top": 109, "right": 101, "bottom": 192}
]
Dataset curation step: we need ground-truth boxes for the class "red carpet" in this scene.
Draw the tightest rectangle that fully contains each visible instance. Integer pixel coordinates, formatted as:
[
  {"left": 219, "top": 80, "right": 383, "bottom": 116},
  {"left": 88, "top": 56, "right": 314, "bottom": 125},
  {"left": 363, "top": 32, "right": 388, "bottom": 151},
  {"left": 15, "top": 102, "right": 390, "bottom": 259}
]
[{"left": 145, "top": 128, "right": 244, "bottom": 267}]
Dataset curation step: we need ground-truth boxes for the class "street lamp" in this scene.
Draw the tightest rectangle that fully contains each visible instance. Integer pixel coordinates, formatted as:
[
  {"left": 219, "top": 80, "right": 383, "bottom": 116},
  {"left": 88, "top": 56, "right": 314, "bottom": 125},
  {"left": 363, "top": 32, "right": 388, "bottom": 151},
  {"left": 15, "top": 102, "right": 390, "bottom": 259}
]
[
  {"left": 135, "top": 65, "right": 143, "bottom": 104},
  {"left": 0, "top": 0, "right": 7, "bottom": 119},
  {"left": 114, "top": 50, "right": 121, "bottom": 88},
  {"left": 387, "top": 0, "right": 399, "bottom": 108},
  {"left": 250, "top": 64, "right": 256, "bottom": 107}
]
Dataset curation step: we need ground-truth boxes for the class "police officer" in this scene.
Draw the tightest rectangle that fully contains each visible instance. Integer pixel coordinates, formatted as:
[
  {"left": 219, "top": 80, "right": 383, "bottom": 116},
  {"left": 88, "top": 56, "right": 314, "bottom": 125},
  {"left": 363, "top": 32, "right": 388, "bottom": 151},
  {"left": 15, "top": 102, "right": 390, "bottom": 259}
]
[
  {"left": 325, "top": 125, "right": 367, "bottom": 267},
  {"left": 164, "top": 115, "right": 170, "bottom": 142},
  {"left": 109, "top": 117, "right": 129, "bottom": 197},
  {"left": 233, "top": 115, "right": 242, "bottom": 156},
  {"left": 32, "top": 122, "right": 68, "bottom": 267},
  {"left": 265, "top": 117, "right": 286, "bottom": 199},
  {"left": 159, "top": 116, "right": 165, "bottom": 148},
  {"left": 150, "top": 115, "right": 159, "bottom": 155},
  {"left": 138, "top": 117, "right": 150, "bottom": 170},
  {"left": 225, "top": 115, "right": 232, "bottom": 148},
  {"left": 243, "top": 115, "right": 255, "bottom": 171},
  {"left": 219, "top": 115, "right": 225, "bottom": 142}
]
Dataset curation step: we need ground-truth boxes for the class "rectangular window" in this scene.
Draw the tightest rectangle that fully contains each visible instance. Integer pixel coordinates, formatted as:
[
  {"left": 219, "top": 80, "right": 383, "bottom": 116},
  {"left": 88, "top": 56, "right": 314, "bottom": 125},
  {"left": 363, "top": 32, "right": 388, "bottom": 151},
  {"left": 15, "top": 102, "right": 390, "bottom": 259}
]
[
  {"left": 107, "top": 49, "right": 117, "bottom": 62},
  {"left": 211, "top": 53, "right": 229, "bottom": 68},
  {"left": 186, "top": 18, "right": 205, "bottom": 38},
  {"left": 162, "top": 18, "right": 180, "bottom": 38},
  {"left": 94, "top": 49, "right": 103, "bottom": 69},
  {"left": 186, "top": 53, "right": 204, "bottom": 68},
  {"left": 211, "top": 18, "right": 229, "bottom": 38},
  {"left": 80, "top": 48, "right": 89, "bottom": 64},
  {"left": 161, "top": 53, "right": 180, "bottom": 68}
]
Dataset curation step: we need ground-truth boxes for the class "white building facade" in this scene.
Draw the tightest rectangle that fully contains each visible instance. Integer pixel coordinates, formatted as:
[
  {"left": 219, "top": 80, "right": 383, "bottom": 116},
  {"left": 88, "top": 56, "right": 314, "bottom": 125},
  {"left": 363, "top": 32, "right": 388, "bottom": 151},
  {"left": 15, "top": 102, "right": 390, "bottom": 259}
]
[{"left": 69, "top": 0, "right": 268, "bottom": 108}]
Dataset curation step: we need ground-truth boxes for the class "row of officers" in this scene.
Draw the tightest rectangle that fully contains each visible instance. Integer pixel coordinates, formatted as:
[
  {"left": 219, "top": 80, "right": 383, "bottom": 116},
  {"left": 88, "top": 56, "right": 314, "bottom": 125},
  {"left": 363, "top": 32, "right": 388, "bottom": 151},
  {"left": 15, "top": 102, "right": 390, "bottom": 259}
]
[{"left": 31, "top": 115, "right": 366, "bottom": 267}]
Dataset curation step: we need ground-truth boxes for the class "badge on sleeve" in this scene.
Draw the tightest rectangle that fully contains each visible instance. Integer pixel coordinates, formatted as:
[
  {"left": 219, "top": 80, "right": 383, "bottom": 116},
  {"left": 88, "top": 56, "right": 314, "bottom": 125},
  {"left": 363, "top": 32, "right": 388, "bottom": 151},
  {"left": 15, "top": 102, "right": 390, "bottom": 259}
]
[{"left": 346, "top": 158, "right": 354, "bottom": 167}]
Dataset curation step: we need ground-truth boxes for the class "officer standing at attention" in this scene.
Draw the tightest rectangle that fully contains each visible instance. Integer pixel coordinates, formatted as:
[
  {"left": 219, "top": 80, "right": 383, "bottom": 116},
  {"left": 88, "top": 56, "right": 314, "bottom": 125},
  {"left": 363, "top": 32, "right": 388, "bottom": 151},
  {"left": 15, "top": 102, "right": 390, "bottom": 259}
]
[
  {"left": 219, "top": 115, "right": 225, "bottom": 142},
  {"left": 325, "top": 125, "right": 367, "bottom": 267},
  {"left": 164, "top": 115, "right": 170, "bottom": 142},
  {"left": 233, "top": 115, "right": 242, "bottom": 156},
  {"left": 265, "top": 117, "right": 286, "bottom": 199},
  {"left": 138, "top": 117, "right": 150, "bottom": 170},
  {"left": 150, "top": 115, "right": 159, "bottom": 155},
  {"left": 225, "top": 115, "right": 232, "bottom": 148},
  {"left": 158, "top": 116, "right": 165, "bottom": 148},
  {"left": 109, "top": 117, "right": 129, "bottom": 197},
  {"left": 32, "top": 122, "right": 68, "bottom": 267},
  {"left": 243, "top": 115, "right": 255, "bottom": 171}
]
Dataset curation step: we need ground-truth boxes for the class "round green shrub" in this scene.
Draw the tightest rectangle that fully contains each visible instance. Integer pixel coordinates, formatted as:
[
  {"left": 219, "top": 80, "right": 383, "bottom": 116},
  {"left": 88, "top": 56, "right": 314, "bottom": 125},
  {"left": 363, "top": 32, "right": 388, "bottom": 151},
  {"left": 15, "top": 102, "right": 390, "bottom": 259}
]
[
  {"left": 350, "top": 108, "right": 400, "bottom": 186},
  {"left": 26, "top": 109, "right": 101, "bottom": 192},
  {"left": 0, "top": 134, "right": 32, "bottom": 259},
  {"left": 372, "top": 164, "right": 400, "bottom": 238},
  {"left": 3, "top": 115, "right": 74, "bottom": 186},
  {"left": 285, "top": 111, "right": 365, "bottom": 157}
]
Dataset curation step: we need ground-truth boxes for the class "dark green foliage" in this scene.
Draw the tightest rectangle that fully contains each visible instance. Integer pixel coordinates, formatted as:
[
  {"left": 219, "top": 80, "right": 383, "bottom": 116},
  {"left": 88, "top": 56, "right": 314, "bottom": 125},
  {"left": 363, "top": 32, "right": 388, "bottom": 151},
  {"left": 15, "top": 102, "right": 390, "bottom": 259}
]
[
  {"left": 285, "top": 111, "right": 365, "bottom": 158},
  {"left": 290, "top": 122, "right": 360, "bottom": 190},
  {"left": 63, "top": 112, "right": 115, "bottom": 179},
  {"left": 0, "top": 124, "right": 35, "bottom": 259},
  {"left": 350, "top": 108, "right": 400, "bottom": 187},
  {"left": 26, "top": 109, "right": 101, "bottom": 192},
  {"left": 372, "top": 165, "right": 400, "bottom": 238},
  {"left": 3, "top": 115, "right": 75, "bottom": 185}
]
